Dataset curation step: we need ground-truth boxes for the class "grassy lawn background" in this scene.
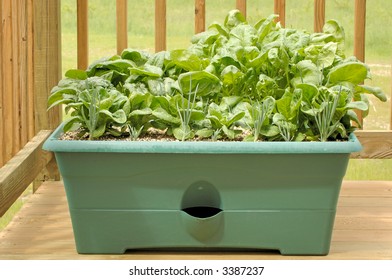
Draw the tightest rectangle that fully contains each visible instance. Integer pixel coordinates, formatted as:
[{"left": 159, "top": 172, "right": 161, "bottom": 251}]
[{"left": 1, "top": 0, "right": 391, "bottom": 231}]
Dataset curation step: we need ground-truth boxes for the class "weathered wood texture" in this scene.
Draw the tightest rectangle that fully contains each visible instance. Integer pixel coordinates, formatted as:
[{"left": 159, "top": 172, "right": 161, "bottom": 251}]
[
  {"left": 274, "top": 0, "right": 286, "bottom": 27},
  {"left": 116, "top": 0, "right": 128, "bottom": 55},
  {"left": 1, "top": 0, "right": 59, "bottom": 167},
  {"left": 0, "top": 131, "right": 53, "bottom": 218},
  {"left": 1, "top": 180, "right": 391, "bottom": 260},
  {"left": 352, "top": 131, "right": 392, "bottom": 159},
  {"left": 1, "top": 0, "right": 28, "bottom": 166},
  {"left": 236, "top": 0, "right": 247, "bottom": 18},
  {"left": 33, "top": 0, "right": 61, "bottom": 133},
  {"left": 194, "top": 0, "right": 205, "bottom": 33},
  {"left": 313, "top": 0, "right": 325, "bottom": 32},
  {"left": 354, "top": 0, "right": 367, "bottom": 125},
  {"left": 155, "top": 0, "right": 166, "bottom": 52},
  {"left": 77, "top": 0, "right": 88, "bottom": 69}
]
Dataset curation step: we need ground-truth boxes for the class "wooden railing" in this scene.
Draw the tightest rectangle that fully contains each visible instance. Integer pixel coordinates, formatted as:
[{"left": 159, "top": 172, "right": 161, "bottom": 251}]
[
  {"left": 0, "top": 0, "right": 61, "bottom": 217},
  {"left": 0, "top": 0, "right": 391, "bottom": 218}
]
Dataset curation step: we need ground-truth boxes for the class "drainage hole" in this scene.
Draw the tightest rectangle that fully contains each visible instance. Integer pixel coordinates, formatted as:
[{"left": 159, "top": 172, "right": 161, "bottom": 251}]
[{"left": 182, "top": 207, "right": 222, "bottom": 218}]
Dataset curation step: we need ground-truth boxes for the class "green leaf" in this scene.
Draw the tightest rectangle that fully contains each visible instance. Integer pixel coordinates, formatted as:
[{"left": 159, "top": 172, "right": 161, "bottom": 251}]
[
  {"left": 99, "top": 97, "right": 114, "bottom": 110},
  {"left": 276, "top": 90, "right": 302, "bottom": 120},
  {"left": 146, "top": 51, "right": 167, "bottom": 68},
  {"left": 328, "top": 62, "right": 368, "bottom": 85},
  {"left": 63, "top": 116, "right": 82, "bottom": 132},
  {"left": 229, "top": 24, "right": 257, "bottom": 47},
  {"left": 224, "top": 10, "right": 246, "bottom": 29},
  {"left": 295, "top": 83, "right": 319, "bottom": 104},
  {"left": 65, "top": 69, "right": 88, "bottom": 80},
  {"left": 129, "top": 65, "right": 163, "bottom": 78},
  {"left": 121, "top": 48, "right": 150, "bottom": 66},
  {"left": 173, "top": 126, "right": 194, "bottom": 141},
  {"left": 178, "top": 71, "right": 221, "bottom": 96},
  {"left": 91, "top": 122, "right": 106, "bottom": 139},
  {"left": 220, "top": 65, "right": 243, "bottom": 85},
  {"left": 291, "top": 60, "right": 322, "bottom": 86},
  {"left": 226, "top": 111, "right": 245, "bottom": 127},
  {"left": 323, "top": 19, "right": 345, "bottom": 56},
  {"left": 220, "top": 96, "right": 242, "bottom": 108},
  {"left": 47, "top": 88, "right": 77, "bottom": 110},
  {"left": 169, "top": 49, "right": 206, "bottom": 71},
  {"left": 129, "top": 107, "right": 153, "bottom": 117},
  {"left": 346, "top": 101, "right": 368, "bottom": 111},
  {"left": 355, "top": 85, "right": 387, "bottom": 102},
  {"left": 304, "top": 42, "right": 337, "bottom": 69},
  {"left": 196, "top": 128, "right": 214, "bottom": 138},
  {"left": 260, "top": 125, "right": 280, "bottom": 137},
  {"left": 208, "top": 115, "right": 222, "bottom": 129},
  {"left": 255, "top": 14, "right": 278, "bottom": 43},
  {"left": 100, "top": 109, "right": 127, "bottom": 124},
  {"left": 152, "top": 108, "right": 180, "bottom": 125},
  {"left": 208, "top": 22, "right": 229, "bottom": 38},
  {"left": 112, "top": 110, "right": 127, "bottom": 123},
  {"left": 222, "top": 125, "right": 235, "bottom": 139},
  {"left": 346, "top": 110, "right": 361, "bottom": 126}
]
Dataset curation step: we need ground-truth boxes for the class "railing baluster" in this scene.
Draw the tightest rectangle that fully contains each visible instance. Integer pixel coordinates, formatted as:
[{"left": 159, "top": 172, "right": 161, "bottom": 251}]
[
  {"left": 195, "top": 0, "right": 205, "bottom": 33},
  {"left": 155, "top": 0, "right": 166, "bottom": 52},
  {"left": 354, "top": 0, "right": 366, "bottom": 126},
  {"left": 77, "top": 0, "right": 88, "bottom": 70},
  {"left": 116, "top": 0, "right": 128, "bottom": 55},
  {"left": 274, "top": 0, "right": 286, "bottom": 27},
  {"left": 390, "top": 61, "right": 392, "bottom": 130},
  {"left": 314, "top": 0, "right": 325, "bottom": 32},
  {"left": 236, "top": 0, "right": 246, "bottom": 18},
  {"left": 1, "top": 0, "right": 14, "bottom": 163}
]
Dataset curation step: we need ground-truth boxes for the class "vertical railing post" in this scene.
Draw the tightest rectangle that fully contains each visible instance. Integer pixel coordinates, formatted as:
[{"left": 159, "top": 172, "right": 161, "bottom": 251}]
[
  {"left": 155, "top": 0, "right": 166, "bottom": 52},
  {"left": 77, "top": 0, "right": 88, "bottom": 70},
  {"left": 1, "top": 0, "right": 14, "bottom": 164},
  {"left": 116, "top": 0, "right": 128, "bottom": 55},
  {"left": 33, "top": 0, "right": 61, "bottom": 187},
  {"left": 354, "top": 0, "right": 366, "bottom": 126},
  {"left": 0, "top": 0, "right": 3, "bottom": 166},
  {"left": 314, "top": 0, "right": 325, "bottom": 32},
  {"left": 274, "top": 0, "right": 286, "bottom": 27},
  {"left": 390, "top": 60, "right": 392, "bottom": 130},
  {"left": 236, "top": 0, "right": 247, "bottom": 18},
  {"left": 195, "top": 0, "right": 205, "bottom": 33}
]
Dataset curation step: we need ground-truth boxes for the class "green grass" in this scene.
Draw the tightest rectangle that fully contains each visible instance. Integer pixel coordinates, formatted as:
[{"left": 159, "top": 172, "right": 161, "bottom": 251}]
[{"left": 0, "top": 187, "right": 32, "bottom": 231}]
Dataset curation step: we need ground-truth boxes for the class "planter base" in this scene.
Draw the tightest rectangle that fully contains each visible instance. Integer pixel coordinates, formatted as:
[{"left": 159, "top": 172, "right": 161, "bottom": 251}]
[{"left": 71, "top": 209, "right": 335, "bottom": 255}]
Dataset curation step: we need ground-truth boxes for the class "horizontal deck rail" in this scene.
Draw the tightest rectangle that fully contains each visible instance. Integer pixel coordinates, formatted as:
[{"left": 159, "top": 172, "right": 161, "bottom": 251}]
[{"left": 0, "top": 131, "right": 55, "bottom": 217}]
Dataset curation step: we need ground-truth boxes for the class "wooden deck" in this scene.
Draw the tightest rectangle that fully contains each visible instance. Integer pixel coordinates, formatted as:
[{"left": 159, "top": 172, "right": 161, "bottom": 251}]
[{"left": 0, "top": 180, "right": 391, "bottom": 260}]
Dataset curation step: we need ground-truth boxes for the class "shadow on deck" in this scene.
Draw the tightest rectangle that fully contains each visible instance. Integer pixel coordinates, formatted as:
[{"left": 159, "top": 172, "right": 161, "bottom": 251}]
[{"left": 0, "top": 181, "right": 391, "bottom": 260}]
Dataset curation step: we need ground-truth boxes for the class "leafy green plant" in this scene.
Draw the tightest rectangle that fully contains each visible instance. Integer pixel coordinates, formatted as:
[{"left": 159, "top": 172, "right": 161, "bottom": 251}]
[
  {"left": 48, "top": 10, "right": 386, "bottom": 141},
  {"left": 174, "top": 82, "right": 199, "bottom": 141}
]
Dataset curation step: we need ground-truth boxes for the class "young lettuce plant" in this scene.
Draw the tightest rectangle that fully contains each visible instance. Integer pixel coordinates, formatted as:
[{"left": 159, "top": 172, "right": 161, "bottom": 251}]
[
  {"left": 174, "top": 83, "right": 199, "bottom": 141},
  {"left": 248, "top": 97, "right": 275, "bottom": 141},
  {"left": 312, "top": 88, "right": 342, "bottom": 142}
]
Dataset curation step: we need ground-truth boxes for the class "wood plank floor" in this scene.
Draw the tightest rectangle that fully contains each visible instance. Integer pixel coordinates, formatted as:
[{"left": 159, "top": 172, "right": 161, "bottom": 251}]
[{"left": 0, "top": 181, "right": 391, "bottom": 260}]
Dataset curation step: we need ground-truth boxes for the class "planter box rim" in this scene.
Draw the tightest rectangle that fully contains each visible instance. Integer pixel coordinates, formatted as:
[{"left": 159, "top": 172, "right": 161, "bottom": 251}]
[{"left": 43, "top": 124, "right": 362, "bottom": 154}]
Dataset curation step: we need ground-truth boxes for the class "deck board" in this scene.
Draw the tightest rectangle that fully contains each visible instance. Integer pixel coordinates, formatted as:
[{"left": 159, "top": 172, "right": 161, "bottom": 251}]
[{"left": 0, "top": 181, "right": 391, "bottom": 260}]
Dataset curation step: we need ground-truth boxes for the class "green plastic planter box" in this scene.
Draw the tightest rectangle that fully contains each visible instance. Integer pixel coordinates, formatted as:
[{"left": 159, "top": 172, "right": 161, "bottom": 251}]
[{"left": 43, "top": 125, "right": 362, "bottom": 255}]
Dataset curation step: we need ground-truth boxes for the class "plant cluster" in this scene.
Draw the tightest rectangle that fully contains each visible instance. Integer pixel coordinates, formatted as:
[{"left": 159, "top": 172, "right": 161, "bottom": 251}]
[{"left": 48, "top": 10, "right": 386, "bottom": 141}]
